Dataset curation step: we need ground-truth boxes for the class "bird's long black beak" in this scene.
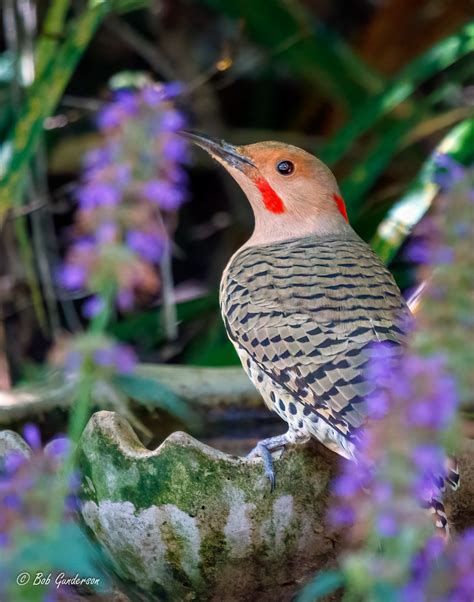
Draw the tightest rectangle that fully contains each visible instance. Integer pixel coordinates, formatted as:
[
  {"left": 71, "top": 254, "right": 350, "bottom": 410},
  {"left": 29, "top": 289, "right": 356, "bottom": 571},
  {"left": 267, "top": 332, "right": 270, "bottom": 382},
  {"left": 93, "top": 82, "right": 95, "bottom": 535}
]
[{"left": 180, "top": 130, "right": 255, "bottom": 171}]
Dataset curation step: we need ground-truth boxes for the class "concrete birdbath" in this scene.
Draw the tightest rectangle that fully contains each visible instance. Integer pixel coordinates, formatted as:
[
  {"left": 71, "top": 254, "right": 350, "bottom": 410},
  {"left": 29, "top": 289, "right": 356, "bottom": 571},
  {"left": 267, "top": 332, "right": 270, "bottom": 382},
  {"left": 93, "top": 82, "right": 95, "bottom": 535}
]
[{"left": 77, "top": 410, "right": 340, "bottom": 602}]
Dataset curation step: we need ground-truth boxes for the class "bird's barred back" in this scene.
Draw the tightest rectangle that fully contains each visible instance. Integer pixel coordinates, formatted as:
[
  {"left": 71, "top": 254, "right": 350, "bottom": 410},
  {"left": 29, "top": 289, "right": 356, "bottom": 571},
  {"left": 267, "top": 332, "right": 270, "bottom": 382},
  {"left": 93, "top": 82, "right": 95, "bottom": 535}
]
[{"left": 220, "top": 232, "right": 410, "bottom": 456}]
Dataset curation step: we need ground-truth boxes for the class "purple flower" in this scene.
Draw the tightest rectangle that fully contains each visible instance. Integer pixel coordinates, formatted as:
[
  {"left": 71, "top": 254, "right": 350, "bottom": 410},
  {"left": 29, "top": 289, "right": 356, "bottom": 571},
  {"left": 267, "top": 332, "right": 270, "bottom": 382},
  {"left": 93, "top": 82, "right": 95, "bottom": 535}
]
[
  {"left": 97, "top": 91, "right": 139, "bottom": 131},
  {"left": 58, "top": 264, "right": 87, "bottom": 290},
  {"left": 376, "top": 512, "right": 398, "bottom": 537},
  {"left": 112, "top": 345, "right": 137, "bottom": 374},
  {"left": 332, "top": 464, "right": 371, "bottom": 498},
  {"left": 82, "top": 295, "right": 105, "bottom": 319},
  {"left": 162, "top": 81, "right": 185, "bottom": 99},
  {"left": 142, "top": 85, "right": 166, "bottom": 107},
  {"left": 96, "top": 221, "right": 118, "bottom": 244},
  {"left": 117, "top": 288, "right": 135, "bottom": 311},
  {"left": 83, "top": 147, "right": 113, "bottom": 171},
  {"left": 161, "top": 111, "right": 186, "bottom": 132},
  {"left": 433, "top": 153, "right": 465, "bottom": 191},
  {"left": 93, "top": 344, "right": 136, "bottom": 374},
  {"left": 45, "top": 438, "right": 71, "bottom": 462},
  {"left": 23, "top": 424, "right": 41, "bottom": 450},
  {"left": 328, "top": 504, "right": 355, "bottom": 526},
  {"left": 77, "top": 182, "right": 122, "bottom": 209},
  {"left": 366, "top": 390, "right": 390, "bottom": 419},
  {"left": 162, "top": 136, "right": 189, "bottom": 162},
  {"left": 143, "top": 180, "right": 186, "bottom": 210},
  {"left": 126, "top": 230, "right": 166, "bottom": 262},
  {"left": 4, "top": 493, "right": 22, "bottom": 510},
  {"left": 412, "top": 444, "right": 445, "bottom": 476}
]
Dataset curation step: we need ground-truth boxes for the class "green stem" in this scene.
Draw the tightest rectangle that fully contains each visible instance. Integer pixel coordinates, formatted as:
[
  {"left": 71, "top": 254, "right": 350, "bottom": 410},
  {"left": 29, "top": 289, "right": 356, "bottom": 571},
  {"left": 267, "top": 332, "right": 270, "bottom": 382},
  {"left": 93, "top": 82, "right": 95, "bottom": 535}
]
[{"left": 47, "top": 370, "right": 93, "bottom": 527}]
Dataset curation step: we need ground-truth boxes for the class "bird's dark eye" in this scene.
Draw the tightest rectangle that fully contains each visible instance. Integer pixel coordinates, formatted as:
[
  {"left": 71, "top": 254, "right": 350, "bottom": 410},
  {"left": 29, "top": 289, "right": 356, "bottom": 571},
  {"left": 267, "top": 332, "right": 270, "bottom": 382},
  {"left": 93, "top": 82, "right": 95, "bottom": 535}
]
[{"left": 276, "top": 160, "right": 294, "bottom": 175}]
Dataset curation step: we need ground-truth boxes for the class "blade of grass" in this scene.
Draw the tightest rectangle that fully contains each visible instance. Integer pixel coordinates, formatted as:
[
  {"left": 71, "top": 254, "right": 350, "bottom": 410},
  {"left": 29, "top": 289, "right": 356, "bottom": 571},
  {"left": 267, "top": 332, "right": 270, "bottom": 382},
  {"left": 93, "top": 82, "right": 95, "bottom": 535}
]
[
  {"left": 35, "top": 0, "right": 72, "bottom": 79},
  {"left": 0, "top": 4, "right": 107, "bottom": 224},
  {"left": 371, "top": 118, "right": 474, "bottom": 264},
  {"left": 0, "top": 0, "right": 151, "bottom": 226},
  {"left": 320, "top": 22, "right": 474, "bottom": 166},
  {"left": 198, "top": 0, "right": 383, "bottom": 107}
]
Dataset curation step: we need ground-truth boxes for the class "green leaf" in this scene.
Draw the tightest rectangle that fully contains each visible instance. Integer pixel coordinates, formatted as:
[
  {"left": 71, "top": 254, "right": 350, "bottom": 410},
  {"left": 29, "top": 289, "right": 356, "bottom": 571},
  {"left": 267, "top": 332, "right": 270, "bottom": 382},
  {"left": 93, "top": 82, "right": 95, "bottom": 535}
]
[
  {"left": 371, "top": 118, "right": 474, "bottom": 264},
  {"left": 109, "top": 294, "right": 219, "bottom": 349},
  {"left": 341, "top": 116, "right": 417, "bottom": 215},
  {"left": 197, "top": 0, "right": 383, "bottom": 107},
  {"left": 320, "top": 22, "right": 474, "bottom": 165},
  {"left": 296, "top": 570, "right": 345, "bottom": 601},
  {"left": 113, "top": 372, "right": 202, "bottom": 427},
  {"left": 183, "top": 316, "right": 241, "bottom": 366}
]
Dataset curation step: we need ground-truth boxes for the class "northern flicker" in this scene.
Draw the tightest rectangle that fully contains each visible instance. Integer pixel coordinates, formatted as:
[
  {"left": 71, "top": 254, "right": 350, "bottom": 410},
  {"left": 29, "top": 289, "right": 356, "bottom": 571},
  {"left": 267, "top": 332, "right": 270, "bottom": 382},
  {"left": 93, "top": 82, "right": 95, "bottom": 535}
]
[{"left": 184, "top": 131, "right": 456, "bottom": 534}]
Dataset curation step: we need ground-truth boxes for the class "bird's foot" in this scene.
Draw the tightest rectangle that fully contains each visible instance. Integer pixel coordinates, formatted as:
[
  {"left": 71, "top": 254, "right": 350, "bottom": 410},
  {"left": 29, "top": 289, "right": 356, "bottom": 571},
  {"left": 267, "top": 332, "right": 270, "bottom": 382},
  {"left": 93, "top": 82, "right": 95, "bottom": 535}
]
[{"left": 246, "top": 433, "right": 290, "bottom": 491}]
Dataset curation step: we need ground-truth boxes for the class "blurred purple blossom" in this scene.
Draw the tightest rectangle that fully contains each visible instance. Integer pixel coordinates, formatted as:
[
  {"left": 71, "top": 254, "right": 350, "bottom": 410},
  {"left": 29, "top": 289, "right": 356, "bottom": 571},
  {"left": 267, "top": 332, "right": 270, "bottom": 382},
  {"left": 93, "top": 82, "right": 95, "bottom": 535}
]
[
  {"left": 59, "top": 82, "right": 188, "bottom": 314},
  {"left": 23, "top": 424, "right": 41, "bottom": 450},
  {"left": 0, "top": 431, "right": 78, "bottom": 558},
  {"left": 400, "top": 529, "right": 474, "bottom": 601},
  {"left": 58, "top": 263, "right": 87, "bottom": 291},
  {"left": 82, "top": 295, "right": 105, "bottom": 318},
  {"left": 143, "top": 179, "right": 186, "bottom": 210},
  {"left": 126, "top": 230, "right": 166, "bottom": 263},
  {"left": 330, "top": 344, "right": 459, "bottom": 545},
  {"left": 64, "top": 337, "right": 137, "bottom": 378},
  {"left": 93, "top": 343, "right": 137, "bottom": 374}
]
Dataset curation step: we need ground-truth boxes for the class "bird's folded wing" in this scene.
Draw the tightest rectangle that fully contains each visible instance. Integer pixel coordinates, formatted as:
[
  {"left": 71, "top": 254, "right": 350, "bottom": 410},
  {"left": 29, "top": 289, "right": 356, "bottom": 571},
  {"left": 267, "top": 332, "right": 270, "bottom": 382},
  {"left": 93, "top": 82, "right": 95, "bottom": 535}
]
[{"left": 223, "top": 287, "right": 407, "bottom": 441}]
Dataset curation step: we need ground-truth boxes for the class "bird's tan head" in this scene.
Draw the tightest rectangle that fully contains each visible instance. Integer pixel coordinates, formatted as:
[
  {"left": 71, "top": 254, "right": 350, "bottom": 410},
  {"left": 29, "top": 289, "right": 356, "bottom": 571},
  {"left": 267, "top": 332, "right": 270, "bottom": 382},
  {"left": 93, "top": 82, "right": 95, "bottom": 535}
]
[{"left": 183, "top": 131, "right": 351, "bottom": 245}]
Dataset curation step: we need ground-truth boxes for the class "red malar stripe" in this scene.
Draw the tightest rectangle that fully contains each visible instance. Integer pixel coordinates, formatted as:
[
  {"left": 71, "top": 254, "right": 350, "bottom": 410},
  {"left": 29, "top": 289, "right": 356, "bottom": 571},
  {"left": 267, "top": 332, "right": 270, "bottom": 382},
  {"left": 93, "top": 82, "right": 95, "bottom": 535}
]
[
  {"left": 255, "top": 177, "right": 285, "bottom": 214},
  {"left": 333, "top": 193, "right": 349, "bottom": 222}
]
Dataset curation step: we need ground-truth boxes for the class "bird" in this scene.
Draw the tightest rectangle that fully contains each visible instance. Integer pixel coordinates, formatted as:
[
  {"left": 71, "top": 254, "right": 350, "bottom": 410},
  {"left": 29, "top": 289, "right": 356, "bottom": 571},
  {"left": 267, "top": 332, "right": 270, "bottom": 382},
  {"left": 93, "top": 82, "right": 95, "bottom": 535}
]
[{"left": 183, "top": 131, "right": 456, "bottom": 536}]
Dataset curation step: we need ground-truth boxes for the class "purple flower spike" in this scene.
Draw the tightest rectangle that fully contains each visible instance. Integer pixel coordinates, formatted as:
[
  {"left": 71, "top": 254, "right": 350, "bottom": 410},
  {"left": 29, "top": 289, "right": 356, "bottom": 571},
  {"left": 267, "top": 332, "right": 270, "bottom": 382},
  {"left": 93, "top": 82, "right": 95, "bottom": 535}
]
[
  {"left": 60, "top": 81, "right": 188, "bottom": 316},
  {"left": 23, "top": 424, "right": 41, "bottom": 450}
]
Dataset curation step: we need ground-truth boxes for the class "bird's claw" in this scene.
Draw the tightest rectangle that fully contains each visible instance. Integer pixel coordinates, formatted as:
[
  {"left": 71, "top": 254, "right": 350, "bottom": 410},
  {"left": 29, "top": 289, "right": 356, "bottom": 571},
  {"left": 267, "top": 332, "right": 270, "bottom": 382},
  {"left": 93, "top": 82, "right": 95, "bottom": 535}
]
[{"left": 246, "top": 434, "right": 289, "bottom": 491}]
